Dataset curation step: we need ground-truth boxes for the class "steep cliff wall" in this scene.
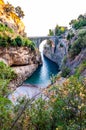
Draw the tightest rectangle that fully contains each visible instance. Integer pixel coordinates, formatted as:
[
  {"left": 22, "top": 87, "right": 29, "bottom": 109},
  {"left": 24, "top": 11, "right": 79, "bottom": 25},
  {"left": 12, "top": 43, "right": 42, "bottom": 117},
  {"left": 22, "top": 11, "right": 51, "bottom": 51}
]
[
  {"left": 0, "top": 47, "right": 41, "bottom": 66},
  {"left": 43, "top": 38, "right": 68, "bottom": 68},
  {"left": 0, "top": 0, "right": 25, "bottom": 36},
  {"left": 0, "top": 47, "right": 42, "bottom": 90},
  {"left": 43, "top": 28, "right": 86, "bottom": 77}
]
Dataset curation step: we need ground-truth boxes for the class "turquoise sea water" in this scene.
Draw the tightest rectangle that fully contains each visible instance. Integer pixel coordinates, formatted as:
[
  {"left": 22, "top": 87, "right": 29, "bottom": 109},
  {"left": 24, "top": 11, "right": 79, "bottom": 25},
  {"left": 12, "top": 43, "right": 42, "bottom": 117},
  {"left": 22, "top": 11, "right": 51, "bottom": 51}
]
[{"left": 24, "top": 41, "right": 59, "bottom": 87}]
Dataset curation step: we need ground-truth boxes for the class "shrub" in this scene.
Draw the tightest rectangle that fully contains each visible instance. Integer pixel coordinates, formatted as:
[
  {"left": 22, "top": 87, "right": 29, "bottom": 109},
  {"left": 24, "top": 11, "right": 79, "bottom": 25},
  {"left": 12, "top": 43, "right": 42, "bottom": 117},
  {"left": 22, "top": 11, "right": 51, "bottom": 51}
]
[
  {"left": 70, "top": 14, "right": 86, "bottom": 29},
  {"left": 75, "top": 60, "right": 86, "bottom": 77},
  {"left": 0, "top": 61, "right": 16, "bottom": 80},
  {"left": 0, "top": 23, "right": 13, "bottom": 33},
  {"left": 63, "top": 56, "right": 67, "bottom": 64},
  {"left": 0, "top": 96, "right": 13, "bottom": 130},
  {"left": 69, "top": 29, "right": 86, "bottom": 59},
  {"left": 10, "top": 39, "right": 17, "bottom": 46},
  {"left": 15, "top": 36, "right": 23, "bottom": 47},
  {"left": 23, "top": 38, "right": 35, "bottom": 50},
  {"left": 0, "top": 36, "right": 8, "bottom": 47},
  {"left": 78, "top": 29, "right": 86, "bottom": 37},
  {"left": 67, "top": 32, "right": 74, "bottom": 40},
  {"left": 13, "top": 75, "right": 86, "bottom": 130},
  {"left": 55, "top": 25, "right": 67, "bottom": 36},
  {"left": 61, "top": 65, "right": 70, "bottom": 77},
  {"left": 0, "top": 62, "right": 16, "bottom": 130},
  {"left": 60, "top": 43, "right": 64, "bottom": 47}
]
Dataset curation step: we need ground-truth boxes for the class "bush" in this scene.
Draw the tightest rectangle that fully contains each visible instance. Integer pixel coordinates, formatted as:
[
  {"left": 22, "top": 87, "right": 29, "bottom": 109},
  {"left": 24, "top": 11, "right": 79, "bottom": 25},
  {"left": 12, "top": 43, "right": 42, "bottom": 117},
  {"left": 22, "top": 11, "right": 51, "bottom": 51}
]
[
  {"left": 69, "top": 29, "right": 86, "bottom": 59},
  {"left": 61, "top": 65, "right": 70, "bottom": 77},
  {"left": 74, "top": 19, "right": 86, "bottom": 29},
  {"left": 15, "top": 36, "right": 23, "bottom": 47},
  {"left": 13, "top": 75, "right": 86, "bottom": 130},
  {"left": 0, "top": 61, "right": 16, "bottom": 96},
  {"left": 10, "top": 39, "right": 17, "bottom": 46},
  {"left": 75, "top": 60, "right": 86, "bottom": 77},
  {"left": 0, "top": 36, "right": 8, "bottom": 47},
  {"left": 0, "top": 96, "right": 13, "bottom": 130},
  {"left": 78, "top": 29, "right": 86, "bottom": 37},
  {"left": 0, "top": 62, "right": 16, "bottom": 130},
  {"left": 70, "top": 14, "right": 86, "bottom": 29},
  {"left": 0, "top": 23, "right": 13, "bottom": 33},
  {"left": 23, "top": 38, "right": 35, "bottom": 50},
  {"left": 0, "top": 61, "right": 16, "bottom": 80},
  {"left": 67, "top": 32, "right": 74, "bottom": 40},
  {"left": 55, "top": 25, "right": 67, "bottom": 36}
]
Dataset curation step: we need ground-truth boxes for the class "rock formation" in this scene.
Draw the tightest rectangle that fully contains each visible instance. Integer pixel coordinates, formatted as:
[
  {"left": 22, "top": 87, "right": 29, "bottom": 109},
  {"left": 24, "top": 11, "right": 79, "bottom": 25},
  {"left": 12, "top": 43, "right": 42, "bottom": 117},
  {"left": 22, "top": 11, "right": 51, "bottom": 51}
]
[
  {"left": 0, "top": 46, "right": 42, "bottom": 90},
  {"left": 43, "top": 37, "right": 68, "bottom": 68},
  {"left": 0, "top": 47, "right": 41, "bottom": 66}
]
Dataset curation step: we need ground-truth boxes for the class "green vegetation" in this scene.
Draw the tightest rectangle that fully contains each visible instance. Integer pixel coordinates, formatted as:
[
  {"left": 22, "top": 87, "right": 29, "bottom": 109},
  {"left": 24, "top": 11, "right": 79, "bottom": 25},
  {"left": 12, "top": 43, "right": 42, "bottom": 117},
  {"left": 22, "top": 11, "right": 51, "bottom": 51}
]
[
  {"left": 22, "top": 37, "right": 35, "bottom": 50},
  {"left": 67, "top": 31, "right": 75, "bottom": 40},
  {"left": 0, "top": 34, "right": 35, "bottom": 50},
  {"left": 0, "top": 61, "right": 16, "bottom": 96},
  {"left": 0, "top": 61, "right": 16, "bottom": 80},
  {"left": 0, "top": 23, "right": 14, "bottom": 33},
  {"left": 61, "top": 65, "right": 70, "bottom": 77},
  {"left": 0, "top": 61, "right": 16, "bottom": 130},
  {"left": 0, "top": 22, "right": 35, "bottom": 50},
  {"left": 54, "top": 25, "right": 67, "bottom": 36},
  {"left": 69, "top": 14, "right": 86, "bottom": 29},
  {"left": 68, "top": 29, "right": 86, "bottom": 59},
  {"left": 3, "top": 2, "right": 24, "bottom": 19},
  {"left": 15, "top": 6, "right": 25, "bottom": 18},
  {"left": 12, "top": 75, "right": 86, "bottom": 130},
  {"left": 75, "top": 60, "right": 86, "bottom": 77},
  {"left": 0, "top": 62, "right": 86, "bottom": 130},
  {"left": 48, "top": 24, "right": 67, "bottom": 36},
  {"left": 48, "top": 29, "right": 54, "bottom": 36}
]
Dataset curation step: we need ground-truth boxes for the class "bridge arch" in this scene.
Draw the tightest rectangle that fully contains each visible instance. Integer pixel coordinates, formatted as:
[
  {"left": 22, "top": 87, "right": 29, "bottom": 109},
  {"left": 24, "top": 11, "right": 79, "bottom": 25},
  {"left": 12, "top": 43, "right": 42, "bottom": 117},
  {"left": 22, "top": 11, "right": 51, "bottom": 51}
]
[{"left": 29, "top": 36, "right": 59, "bottom": 49}]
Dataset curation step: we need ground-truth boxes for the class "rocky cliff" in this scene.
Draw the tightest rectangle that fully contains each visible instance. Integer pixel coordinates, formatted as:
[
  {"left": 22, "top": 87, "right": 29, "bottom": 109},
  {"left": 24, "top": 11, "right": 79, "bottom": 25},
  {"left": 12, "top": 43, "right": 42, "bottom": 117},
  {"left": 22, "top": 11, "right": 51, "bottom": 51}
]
[
  {"left": 0, "top": 0, "right": 42, "bottom": 90},
  {"left": 43, "top": 28, "right": 86, "bottom": 77},
  {"left": 43, "top": 37, "right": 68, "bottom": 68},
  {"left": 0, "top": 47, "right": 41, "bottom": 66},
  {"left": 0, "top": 46, "right": 42, "bottom": 90},
  {"left": 0, "top": 0, "right": 25, "bottom": 36}
]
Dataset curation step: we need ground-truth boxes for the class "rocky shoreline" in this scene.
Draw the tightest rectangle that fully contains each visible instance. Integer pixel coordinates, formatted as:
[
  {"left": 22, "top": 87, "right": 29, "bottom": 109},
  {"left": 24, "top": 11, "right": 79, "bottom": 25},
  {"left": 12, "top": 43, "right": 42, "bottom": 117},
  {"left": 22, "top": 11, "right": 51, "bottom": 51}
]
[{"left": 8, "top": 64, "right": 39, "bottom": 91}]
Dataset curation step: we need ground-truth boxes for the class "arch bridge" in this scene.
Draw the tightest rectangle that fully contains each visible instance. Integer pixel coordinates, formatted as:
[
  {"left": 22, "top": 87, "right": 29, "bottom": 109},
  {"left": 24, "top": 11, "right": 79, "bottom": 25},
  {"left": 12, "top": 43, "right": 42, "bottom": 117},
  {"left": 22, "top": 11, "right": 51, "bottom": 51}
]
[{"left": 29, "top": 36, "right": 59, "bottom": 48}]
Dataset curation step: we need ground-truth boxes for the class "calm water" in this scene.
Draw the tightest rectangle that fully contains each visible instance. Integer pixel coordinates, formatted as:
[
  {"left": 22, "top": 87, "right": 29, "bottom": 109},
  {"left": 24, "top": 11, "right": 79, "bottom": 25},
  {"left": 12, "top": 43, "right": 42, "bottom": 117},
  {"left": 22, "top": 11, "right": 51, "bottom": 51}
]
[{"left": 24, "top": 41, "right": 59, "bottom": 87}]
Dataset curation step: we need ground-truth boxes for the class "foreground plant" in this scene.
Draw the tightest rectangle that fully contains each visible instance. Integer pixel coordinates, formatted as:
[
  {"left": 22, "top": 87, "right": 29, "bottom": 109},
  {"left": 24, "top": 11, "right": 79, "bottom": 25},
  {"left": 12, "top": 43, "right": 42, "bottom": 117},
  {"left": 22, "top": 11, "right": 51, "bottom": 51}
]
[{"left": 12, "top": 75, "right": 86, "bottom": 130}]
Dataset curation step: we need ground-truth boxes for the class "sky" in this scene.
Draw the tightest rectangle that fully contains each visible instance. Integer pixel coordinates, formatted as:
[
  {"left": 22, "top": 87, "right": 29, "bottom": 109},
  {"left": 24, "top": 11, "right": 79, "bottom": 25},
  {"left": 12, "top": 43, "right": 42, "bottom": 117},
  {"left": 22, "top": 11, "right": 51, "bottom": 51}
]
[{"left": 4, "top": 0, "right": 86, "bottom": 36}]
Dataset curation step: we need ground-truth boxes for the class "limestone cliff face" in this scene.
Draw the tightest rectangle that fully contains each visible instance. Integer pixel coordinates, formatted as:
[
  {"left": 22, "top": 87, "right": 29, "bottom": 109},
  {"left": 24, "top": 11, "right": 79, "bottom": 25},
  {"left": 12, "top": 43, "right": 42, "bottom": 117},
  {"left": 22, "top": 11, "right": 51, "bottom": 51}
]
[
  {"left": 43, "top": 38, "right": 68, "bottom": 68},
  {"left": 0, "top": 47, "right": 41, "bottom": 66},
  {"left": 0, "top": 0, "right": 42, "bottom": 90},
  {"left": 0, "top": 47, "right": 42, "bottom": 90},
  {"left": 43, "top": 34, "right": 86, "bottom": 77},
  {"left": 64, "top": 49, "right": 86, "bottom": 76},
  {"left": 0, "top": 0, "right": 25, "bottom": 36},
  {"left": 9, "top": 64, "right": 38, "bottom": 91}
]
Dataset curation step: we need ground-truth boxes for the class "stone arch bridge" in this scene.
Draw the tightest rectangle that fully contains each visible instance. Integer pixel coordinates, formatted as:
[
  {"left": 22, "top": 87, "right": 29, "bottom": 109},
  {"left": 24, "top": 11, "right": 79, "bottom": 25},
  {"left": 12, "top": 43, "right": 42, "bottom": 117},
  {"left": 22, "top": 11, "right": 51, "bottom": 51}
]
[{"left": 29, "top": 36, "right": 59, "bottom": 48}]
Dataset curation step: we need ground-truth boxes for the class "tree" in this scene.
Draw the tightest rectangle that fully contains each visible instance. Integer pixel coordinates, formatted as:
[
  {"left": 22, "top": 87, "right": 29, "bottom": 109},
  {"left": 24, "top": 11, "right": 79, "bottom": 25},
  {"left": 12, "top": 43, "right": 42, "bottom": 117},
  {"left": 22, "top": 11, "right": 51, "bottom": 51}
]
[
  {"left": 15, "top": 6, "right": 25, "bottom": 18},
  {"left": 3, "top": 2, "right": 14, "bottom": 14},
  {"left": 48, "top": 29, "right": 54, "bottom": 36}
]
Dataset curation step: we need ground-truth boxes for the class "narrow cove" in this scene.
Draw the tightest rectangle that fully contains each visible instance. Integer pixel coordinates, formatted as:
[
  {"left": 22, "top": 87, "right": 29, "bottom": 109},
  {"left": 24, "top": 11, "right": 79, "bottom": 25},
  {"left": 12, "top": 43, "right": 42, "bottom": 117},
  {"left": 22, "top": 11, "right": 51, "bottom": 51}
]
[
  {"left": 9, "top": 41, "right": 59, "bottom": 104},
  {"left": 24, "top": 41, "right": 59, "bottom": 87}
]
